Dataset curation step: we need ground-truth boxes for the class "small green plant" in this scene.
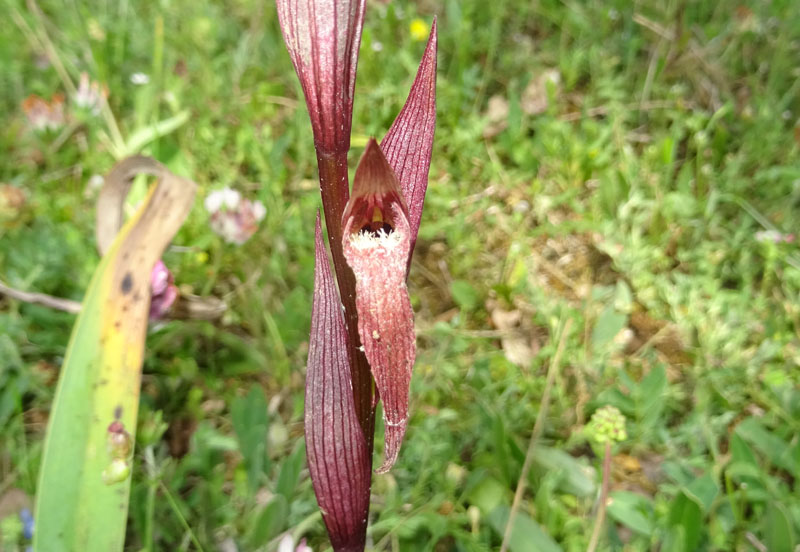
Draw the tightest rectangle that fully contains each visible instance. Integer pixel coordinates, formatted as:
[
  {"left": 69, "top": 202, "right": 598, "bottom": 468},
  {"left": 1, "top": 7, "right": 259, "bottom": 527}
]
[{"left": 586, "top": 405, "right": 628, "bottom": 552}]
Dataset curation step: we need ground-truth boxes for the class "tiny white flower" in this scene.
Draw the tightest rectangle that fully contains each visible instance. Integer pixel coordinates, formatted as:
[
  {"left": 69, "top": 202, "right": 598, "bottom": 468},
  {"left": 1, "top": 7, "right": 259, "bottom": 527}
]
[
  {"left": 277, "top": 534, "right": 294, "bottom": 552},
  {"left": 221, "top": 187, "right": 241, "bottom": 209},
  {"left": 204, "top": 190, "right": 225, "bottom": 213},
  {"left": 252, "top": 200, "right": 266, "bottom": 221},
  {"left": 130, "top": 72, "right": 150, "bottom": 85}
]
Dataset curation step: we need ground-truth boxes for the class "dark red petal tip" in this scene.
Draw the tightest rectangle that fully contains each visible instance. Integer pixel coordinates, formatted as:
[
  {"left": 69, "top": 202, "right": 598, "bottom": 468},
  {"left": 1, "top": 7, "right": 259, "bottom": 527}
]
[
  {"left": 305, "top": 215, "right": 371, "bottom": 550},
  {"left": 342, "top": 142, "right": 416, "bottom": 473}
]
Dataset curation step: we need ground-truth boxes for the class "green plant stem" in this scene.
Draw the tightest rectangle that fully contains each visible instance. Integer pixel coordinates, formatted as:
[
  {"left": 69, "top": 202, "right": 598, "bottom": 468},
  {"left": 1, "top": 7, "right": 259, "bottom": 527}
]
[
  {"left": 158, "top": 480, "right": 205, "bottom": 552},
  {"left": 201, "top": 240, "right": 223, "bottom": 297},
  {"left": 143, "top": 446, "right": 157, "bottom": 552},
  {"left": 586, "top": 442, "right": 612, "bottom": 552},
  {"left": 499, "top": 318, "right": 573, "bottom": 552}
]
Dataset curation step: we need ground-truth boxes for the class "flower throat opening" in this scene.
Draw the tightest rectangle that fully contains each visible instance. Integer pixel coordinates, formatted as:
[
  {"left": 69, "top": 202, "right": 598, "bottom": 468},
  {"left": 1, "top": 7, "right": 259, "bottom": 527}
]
[{"left": 359, "top": 207, "right": 394, "bottom": 237}]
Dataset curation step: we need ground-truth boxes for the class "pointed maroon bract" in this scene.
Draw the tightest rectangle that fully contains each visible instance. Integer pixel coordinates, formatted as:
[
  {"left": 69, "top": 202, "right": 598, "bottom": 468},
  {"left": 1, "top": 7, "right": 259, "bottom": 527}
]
[
  {"left": 305, "top": 216, "right": 371, "bottom": 550},
  {"left": 342, "top": 140, "right": 416, "bottom": 473},
  {"left": 381, "top": 20, "right": 438, "bottom": 256},
  {"left": 275, "top": 0, "right": 366, "bottom": 156}
]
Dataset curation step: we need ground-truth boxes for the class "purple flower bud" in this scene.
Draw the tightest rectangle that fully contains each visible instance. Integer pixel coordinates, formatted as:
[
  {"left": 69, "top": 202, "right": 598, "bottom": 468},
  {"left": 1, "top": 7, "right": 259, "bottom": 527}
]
[{"left": 149, "top": 260, "right": 177, "bottom": 320}]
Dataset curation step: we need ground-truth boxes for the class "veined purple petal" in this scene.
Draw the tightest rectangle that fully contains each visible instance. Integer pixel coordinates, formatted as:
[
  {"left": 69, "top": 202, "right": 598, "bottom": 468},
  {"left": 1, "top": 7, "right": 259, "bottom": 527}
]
[
  {"left": 276, "top": 0, "right": 366, "bottom": 155},
  {"left": 381, "top": 18, "right": 437, "bottom": 254},
  {"left": 342, "top": 140, "right": 416, "bottom": 474},
  {"left": 305, "top": 215, "right": 371, "bottom": 551}
]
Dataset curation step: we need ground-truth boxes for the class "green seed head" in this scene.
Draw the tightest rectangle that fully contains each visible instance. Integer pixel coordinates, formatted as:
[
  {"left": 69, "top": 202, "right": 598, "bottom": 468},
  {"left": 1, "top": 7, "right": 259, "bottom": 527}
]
[{"left": 587, "top": 405, "right": 627, "bottom": 444}]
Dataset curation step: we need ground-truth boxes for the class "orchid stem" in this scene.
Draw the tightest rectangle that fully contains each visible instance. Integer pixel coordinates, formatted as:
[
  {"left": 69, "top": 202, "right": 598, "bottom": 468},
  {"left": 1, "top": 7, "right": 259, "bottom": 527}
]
[
  {"left": 499, "top": 318, "right": 573, "bottom": 552},
  {"left": 317, "top": 152, "right": 376, "bottom": 445}
]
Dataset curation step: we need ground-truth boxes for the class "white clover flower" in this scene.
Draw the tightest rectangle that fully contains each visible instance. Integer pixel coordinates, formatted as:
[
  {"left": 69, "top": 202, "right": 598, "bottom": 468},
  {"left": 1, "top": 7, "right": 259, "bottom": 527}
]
[
  {"left": 130, "top": 72, "right": 150, "bottom": 85},
  {"left": 22, "top": 94, "right": 65, "bottom": 131},
  {"left": 74, "top": 72, "right": 108, "bottom": 114},
  {"left": 252, "top": 200, "right": 266, "bottom": 221},
  {"left": 205, "top": 187, "right": 236, "bottom": 213},
  {"left": 205, "top": 187, "right": 266, "bottom": 244},
  {"left": 755, "top": 230, "right": 795, "bottom": 244}
]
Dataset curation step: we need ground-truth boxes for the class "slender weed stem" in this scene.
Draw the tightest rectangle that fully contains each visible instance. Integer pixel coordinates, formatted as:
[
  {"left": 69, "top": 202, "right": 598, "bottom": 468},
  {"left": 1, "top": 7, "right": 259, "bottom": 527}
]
[
  {"left": 499, "top": 318, "right": 573, "bottom": 552},
  {"left": 586, "top": 442, "right": 612, "bottom": 552},
  {"left": 158, "top": 480, "right": 206, "bottom": 552}
]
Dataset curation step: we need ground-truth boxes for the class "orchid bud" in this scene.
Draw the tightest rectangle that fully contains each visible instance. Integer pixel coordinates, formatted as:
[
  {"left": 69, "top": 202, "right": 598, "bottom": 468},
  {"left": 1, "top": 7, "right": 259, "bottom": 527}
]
[{"left": 275, "top": 0, "right": 366, "bottom": 155}]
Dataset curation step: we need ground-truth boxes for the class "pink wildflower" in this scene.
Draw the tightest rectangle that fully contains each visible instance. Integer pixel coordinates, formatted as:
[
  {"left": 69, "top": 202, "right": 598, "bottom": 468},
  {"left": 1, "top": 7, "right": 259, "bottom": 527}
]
[{"left": 204, "top": 187, "right": 266, "bottom": 244}]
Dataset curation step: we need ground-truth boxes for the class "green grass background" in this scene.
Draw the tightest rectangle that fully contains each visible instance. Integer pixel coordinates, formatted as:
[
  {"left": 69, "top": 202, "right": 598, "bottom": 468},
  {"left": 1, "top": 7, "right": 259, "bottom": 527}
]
[{"left": 1, "top": 0, "right": 800, "bottom": 550}]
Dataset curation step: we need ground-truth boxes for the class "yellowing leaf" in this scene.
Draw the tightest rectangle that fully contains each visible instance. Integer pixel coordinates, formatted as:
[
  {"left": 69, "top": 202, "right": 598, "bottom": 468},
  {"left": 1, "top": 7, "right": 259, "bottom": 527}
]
[{"left": 34, "top": 157, "right": 195, "bottom": 552}]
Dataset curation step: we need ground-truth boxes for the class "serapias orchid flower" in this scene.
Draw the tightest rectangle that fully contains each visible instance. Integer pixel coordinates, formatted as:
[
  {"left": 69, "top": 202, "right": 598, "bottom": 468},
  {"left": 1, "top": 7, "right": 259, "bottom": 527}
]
[
  {"left": 342, "top": 140, "right": 416, "bottom": 474},
  {"left": 276, "top": 0, "right": 436, "bottom": 549}
]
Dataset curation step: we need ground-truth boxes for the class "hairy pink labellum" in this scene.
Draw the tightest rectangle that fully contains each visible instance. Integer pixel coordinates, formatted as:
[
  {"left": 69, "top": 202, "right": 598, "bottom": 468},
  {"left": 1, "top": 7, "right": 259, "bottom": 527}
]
[
  {"left": 305, "top": 216, "right": 371, "bottom": 551},
  {"left": 275, "top": 0, "right": 366, "bottom": 155},
  {"left": 342, "top": 139, "right": 416, "bottom": 474},
  {"left": 381, "top": 19, "right": 437, "bottom": 257}
]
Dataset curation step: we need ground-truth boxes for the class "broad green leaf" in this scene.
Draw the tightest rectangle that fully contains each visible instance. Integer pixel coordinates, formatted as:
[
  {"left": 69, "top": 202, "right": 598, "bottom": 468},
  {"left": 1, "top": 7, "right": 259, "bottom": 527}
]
[
  {"left": 467, "top": 477, "right": 507, "bottom": 514},
  {"left": 487, "top": 506, "right": 562, "bottom": 552},
  {"left": 246, "top": 495, "right": 288, "bottom": 549},
  {"left": 450, "top": 280, "right": 480, "bottom": 311},
  {"left": 34, "top": 157, "right": 196, "bottom": 552},
  {"left": 638, "top": 365, "right": 666, "bottom": 419},
  {"left": 276, "top": 440, "right": 305, "bottom": 500},
  {"left": 667, "top": 491, "right": 703, "bottom": 552},
  {"left": 764, "top": 502, "right": 796, "bottom": 552},
  {"left": 735, "top": 417, "right": 799, "bottom": 474},
  {"left": 607, "top": 491, "right": 654, "bottom": 536},
  {"left": 684, "top": 473, "right": 718, "bottom": 513},
  {"left": 591, "top": 305, "right": 627, "bottom": 352},
  {"left": 531, "top": 446, "right": 596, "bottom": 497}
]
